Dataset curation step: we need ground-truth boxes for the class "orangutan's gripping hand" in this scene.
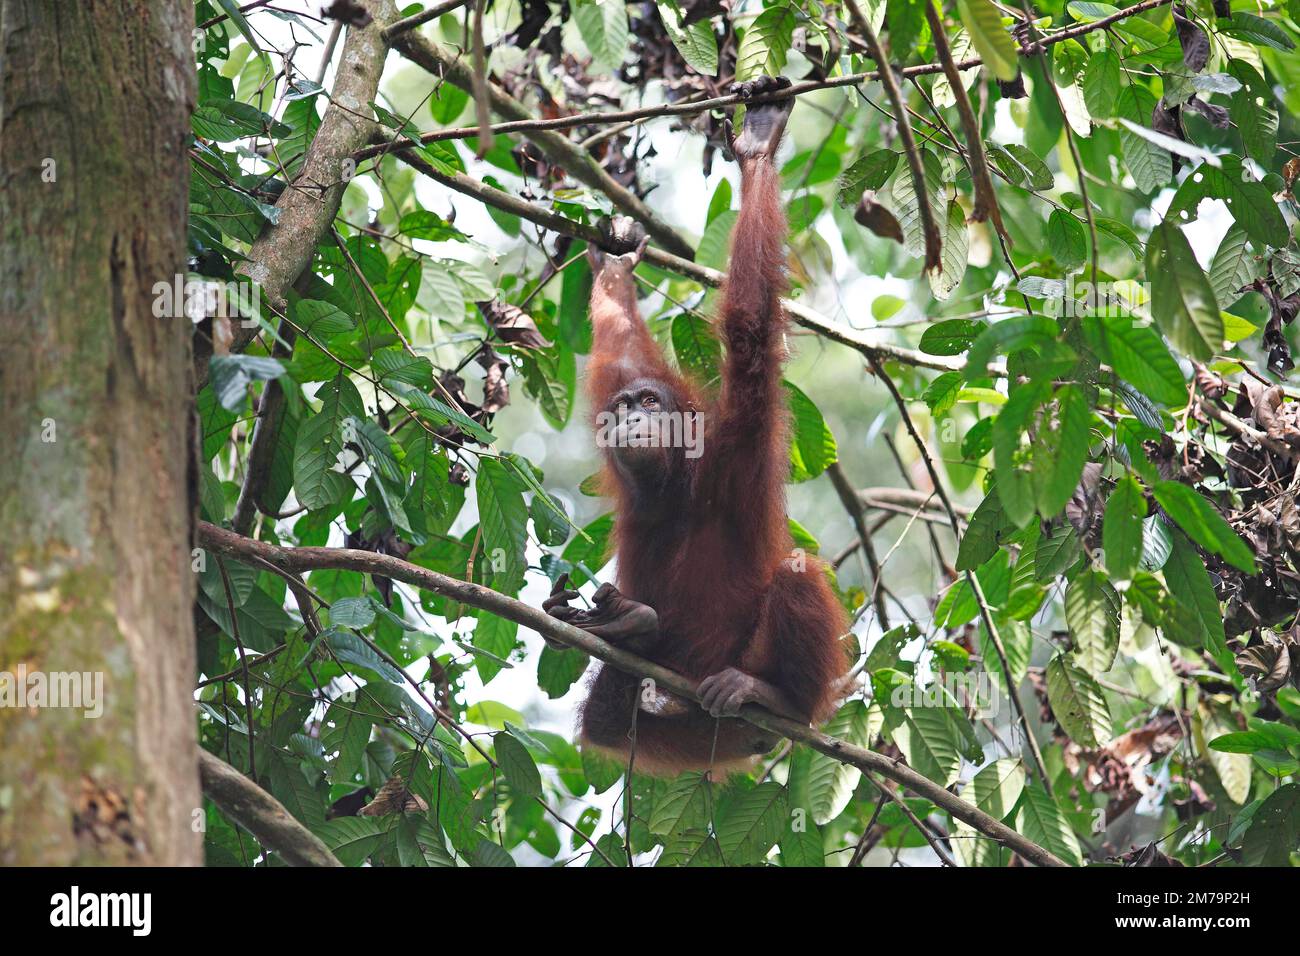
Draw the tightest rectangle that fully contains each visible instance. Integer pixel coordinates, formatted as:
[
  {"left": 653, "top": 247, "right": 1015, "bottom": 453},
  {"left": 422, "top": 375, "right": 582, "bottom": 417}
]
[
  {"left": 587, "top": 216, "right": 649, "bottom": 276},
  {"left": 543, "top": 576, "right": 659, "bottom": 651}
]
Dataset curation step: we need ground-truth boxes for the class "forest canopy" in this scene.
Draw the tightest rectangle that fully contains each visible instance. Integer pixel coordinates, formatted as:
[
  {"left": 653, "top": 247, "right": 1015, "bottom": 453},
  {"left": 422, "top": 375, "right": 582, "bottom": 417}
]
[{"left": 178, "top": 0, "right": 1300, "bottom": 868}]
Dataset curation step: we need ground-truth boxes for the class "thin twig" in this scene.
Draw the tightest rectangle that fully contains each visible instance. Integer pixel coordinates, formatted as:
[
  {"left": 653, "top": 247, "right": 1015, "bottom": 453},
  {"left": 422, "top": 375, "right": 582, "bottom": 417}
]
[{"left": 358, "top": 0, "right": 1175, "bottom": 153}]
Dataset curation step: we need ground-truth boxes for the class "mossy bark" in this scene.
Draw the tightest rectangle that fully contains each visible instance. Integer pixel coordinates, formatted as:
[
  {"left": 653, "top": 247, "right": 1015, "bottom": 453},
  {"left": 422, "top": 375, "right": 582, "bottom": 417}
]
[{"left": 0, "top": 0, "right": 200, "bottom": 864}]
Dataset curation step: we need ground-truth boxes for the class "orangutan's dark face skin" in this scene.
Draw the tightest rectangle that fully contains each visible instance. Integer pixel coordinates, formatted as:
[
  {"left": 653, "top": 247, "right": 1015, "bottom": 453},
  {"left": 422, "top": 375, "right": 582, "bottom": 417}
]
[{"left": 605, "top": 378, "right": 676, "bottom": 482}]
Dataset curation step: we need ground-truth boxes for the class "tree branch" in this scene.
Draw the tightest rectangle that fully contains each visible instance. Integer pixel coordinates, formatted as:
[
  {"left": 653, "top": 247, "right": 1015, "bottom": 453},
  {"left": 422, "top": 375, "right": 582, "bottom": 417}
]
[
  {"left": 382, "top": 0, "right": 470, "bottom": 39},
  {"left": 197, "top": 0, "right": 396, "bottom": 387},
  {"left": 386, "top": 25, "right": 695, "bottom": 259},
  {"left": 355, "top": 0, "right": 1173, "bottom": 149},
  {"left": 827, "top": 462, "right": 890, "bottom": 628},
  {"left": 196, "top": 520, "right": 1069, "bottom": 867},
  {"left": 198, "top": 749, "right": 342, "bottom": 867}
]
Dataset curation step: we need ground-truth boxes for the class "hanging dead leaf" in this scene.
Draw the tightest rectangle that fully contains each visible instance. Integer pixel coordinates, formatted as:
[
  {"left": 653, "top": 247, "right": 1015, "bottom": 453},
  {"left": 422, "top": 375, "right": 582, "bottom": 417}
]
[
  {"left": 854, "top": 191, "right": 903, "bottom": 244},
  {"left": 477, "top": 300, "right": 552, "bottom": 349},
  {"left": 359, "top": 776, "right": 429, "bottom": 816},
  {"left": 478, "top": 347, "right": 510, "bottom": 414}
]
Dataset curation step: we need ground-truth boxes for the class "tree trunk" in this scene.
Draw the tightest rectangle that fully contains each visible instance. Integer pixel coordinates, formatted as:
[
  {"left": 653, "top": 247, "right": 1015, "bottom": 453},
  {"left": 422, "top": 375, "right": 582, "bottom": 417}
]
[{"left": 0, "top": 0, "right": 200, "bottom": 865}]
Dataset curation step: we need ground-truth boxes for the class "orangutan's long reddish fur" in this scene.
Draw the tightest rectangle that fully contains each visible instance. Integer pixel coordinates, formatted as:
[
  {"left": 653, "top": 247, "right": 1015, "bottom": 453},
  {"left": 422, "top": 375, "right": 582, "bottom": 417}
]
[{"left": 579, "top": 157, "right": 849, "bottom": 774}]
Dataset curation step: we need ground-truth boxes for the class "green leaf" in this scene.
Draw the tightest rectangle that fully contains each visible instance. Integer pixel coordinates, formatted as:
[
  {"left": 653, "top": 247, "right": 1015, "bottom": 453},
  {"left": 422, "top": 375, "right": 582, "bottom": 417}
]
[
  {"left": 923, "top": 371, "right": 963, "bottom": 418},
  {"left": 292, "top": 298, "right": 355, "bottom": 335},
  {"left": 1228, "top": 59, "right": 1278, "bottom": 163},
  {"left": 956, "top": 485, "right": 1006, "bottom": 571},
  {"left": 1208, "top": 730, "right": 1274, "bottom": 754},
  {"left": 786, "top": 381, "right": 837, "bottom": 481},
  {"left": 1046, "top": 654, "right": 1112, "bottom": 747},
  {"left": 993, "top": 380, "right": 1051, "bottom": 527},
  {"left": 472, "top": 612, "right": 518, "bottom": 683},
  {"left": 778, "top": 819, "right": 825, "bottom": 867},
  {"left": 1116, "top": 85, "right": 1172, "bottom": 193},
  {"left": 1197, "top": 705, "right": 1251, "bottom": 804},
  {"left": 475, "top": 457, "right": 530, "bottom": 593},
  {"left": 321, "top": 702, "right": 372, "bottom": 784},
  {"left": 537, "top": 644, "right": 589, "bottom": 699},
  {"left": 980, "top": 617, "right": 1032, "bottom": 692},
  {"left": 889, "top": 147, "right": 947, "bottom": 259},
  {"left": 1017, "top": 784, "right": 1083, "bottom": 866},
  {"left": 735, "top": 3, "right": 796, "bottom": 81},
  {"left": 658, "top": 0, "right": 718, "bottom": 74},
  {"left": 802, "top": 701, "right": 876, "bottom": 824},
  {"left": 1046, "top": 210, "right": 1087, "bottom": 271},
  {"left": 1241, "top": 784, "right": 1300, "bottom": 866},
  {"left": 330, "top": 596, "right": 375, "bottom": 629},
  {"left": 671, "top": 312, "right": 722, "bottom": 383},
  {"left": 1152, "top": 480, "right": 1254, "bottom": 573},
  {"left": 293, "top": 374, "right": 364, "bottom": 511},
  {"left": 1165, "top": 156, "right": 1288, "bottom": 248},
  {"left": 1087, "top": 315, "right": 1186, "bottom": 406},
  {"left": 1208, "top": 224, "right": 1256, "bottom": 308},
  {"left": 920, "top": 319, "right": 984, "bottom": 356},
  {"left": 1082, "top": 49, "right": 1120, "bottom": 118},
  {"left": 495, "top": 730, "right": 543, "bottom": 799},
  {"left": 208, "top": 355, "right": 284, "bottom": 412},
  {"left": 970, "top": 758, "right": 1025, "bottom": 820},
  {"left": 1140, "top": 514, "right": 1173, "bottom": 571},
  {"left": 530, "top": 490, "right": 570, "bottom": 547},
  {"left": 988, "top": 142, "right": 1054, "bottom": 190},
  {"left": 1146, "top": 220, "right": 1222, "bottom": 361},
  {"left": 929, "top": 200, "right": 969, "bottom": 300},
  {"left": 1035, "top": 521, "right": 1082, "bottom": 582},
  {"left": 1222, "top": 11, "right": 1296, "bottom": 51},
  {"left": 838, "top": 149, "right": 900, "bottom": 208},
  {"left": 372, "top": 349, "right": 434, "bottom": 390},
  {"left": 1116, "top": 118, "right": 1221, "bottom": 166},
  {"left": 1103, "top": 475, "right": 1145, "bottom": 583},
  {"left": 1161, "top": 530, "right": 1227, "bottom": 652},
  {"left": 1096, "top": 217, "right": 1144, "bottom": 259},
  {"left": 1051, "top": 40, "right": 1092, "bottom": 136},
  {"left": 1032, "top": 385, "right": 1090, "bottom": 519},
  {"left": 315, "top": 817, "right": 386, "bottom": 866},
  {"left": 324, "top": 627, "right": 406, "bottom": 683},
  {"left": 932, "top": 28, "right": 981, "bottom": 109},
  {"left": 1065, "top": 568, "right": 1121, "bottom": 674},
  {"left": 573, "top": 0, "right": 630, "bottom": 70},
  {"left": 396, "top": 816, "right": 455, "bottom": 867},
  {"left": 893, "top": 706, "right": 964, "bottom": 786},
  {"left": 957, "top": 0, "right": 1017, "bottom": 81},
  {"left": 716, "top": 782, "right": 788, "bottom": 863},
  {"left": 561, "top": 512, "right": 615, "bottom": 587}
]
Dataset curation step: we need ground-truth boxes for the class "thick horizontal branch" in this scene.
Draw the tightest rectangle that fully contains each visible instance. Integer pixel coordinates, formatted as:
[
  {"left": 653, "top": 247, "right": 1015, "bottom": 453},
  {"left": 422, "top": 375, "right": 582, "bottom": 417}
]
[
  {"left": 358, "top": 0, "right": 1174, "bottom": 149},
  {"left": 395, "top": 147, "right": 963, "bottom": 373},
  {"left": 198, "top": 749, "right": 342, "bottom": 867},
  {"left": 197, "top": 521, "right": 1068, "bottom": 867}
]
